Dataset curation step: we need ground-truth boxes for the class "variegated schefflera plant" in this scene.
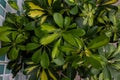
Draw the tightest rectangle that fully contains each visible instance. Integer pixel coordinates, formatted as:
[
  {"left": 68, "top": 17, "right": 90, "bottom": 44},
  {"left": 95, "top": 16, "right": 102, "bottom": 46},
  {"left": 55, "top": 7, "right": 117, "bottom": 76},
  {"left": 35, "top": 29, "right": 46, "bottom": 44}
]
[{"left": 0, "top": 0, "right": 120, "bottom": 80}]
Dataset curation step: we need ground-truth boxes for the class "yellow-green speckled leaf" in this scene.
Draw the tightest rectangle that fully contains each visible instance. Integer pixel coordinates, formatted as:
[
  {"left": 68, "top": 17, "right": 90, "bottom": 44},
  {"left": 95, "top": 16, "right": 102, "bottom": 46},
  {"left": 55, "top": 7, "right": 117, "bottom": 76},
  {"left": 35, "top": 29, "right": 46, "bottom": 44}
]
[
  {"left": 28, "top": 10, "right": 45, "bottom": 18},
  {"left": 27, "top": 2, "right": 44, "bottom": 10}
]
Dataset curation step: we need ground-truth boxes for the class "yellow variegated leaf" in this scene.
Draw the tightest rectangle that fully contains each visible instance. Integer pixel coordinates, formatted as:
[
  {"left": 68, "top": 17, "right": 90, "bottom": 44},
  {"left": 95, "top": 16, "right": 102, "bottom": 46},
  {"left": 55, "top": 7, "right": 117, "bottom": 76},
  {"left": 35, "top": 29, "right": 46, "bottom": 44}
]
[
  {"left": 28, "top": 10, "right": 45, "bottom": 18},
  {"left": 52, "top": 38, "right": 61, "bottom": 59},
  {"left": 40, "top": 16, "right": 48, "bottom": 24},
  {"left": 85, "top": 47, "right": 92, "bottom": 57},
  {"left": 70, "top": 0, "right": 75, "bottom": 3},
  {"left": 24, "top": 65, "right": 38, "bottom": 74},
  {"left": 48, "top": 0, "right": 53, "bottom": 6},
  {"left": 41, "top": 23, "right": 56, "bottom": 32},
  {"left": 27, "top": 2, "right": 44, "bottom": 10},
  {"left": 40, "top": 70, "right": 48, "bottom": 80},
  {"left": 103, "top": 0, "right": 118, "bottom": 5},
  {"left": 40, "top": 33, "right": 59, "bottom": 45},
  {"left": 48, "top": 70, "right": 57, "bottom": 80}
]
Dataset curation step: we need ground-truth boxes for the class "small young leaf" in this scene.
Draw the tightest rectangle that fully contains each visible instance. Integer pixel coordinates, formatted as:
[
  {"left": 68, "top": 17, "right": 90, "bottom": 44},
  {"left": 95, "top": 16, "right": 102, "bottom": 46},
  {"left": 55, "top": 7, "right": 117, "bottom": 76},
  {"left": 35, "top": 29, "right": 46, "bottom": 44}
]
[
  {"left": 26, "top": 43, "right": 40, "bottom": 50},
  {"left": 40, "top": 15, "right": 48, "bottom": 24},
  {"left": 53, "top": 13, "right": 63, "bottom": 28},
  {"left": 48, "top": 0, "right": 53, "bottom": 6},
  {"left": 69, "top": 23, "right": 76, "bottom": 28},
  {"left": 70, "top": 6, "right": 78, "bottom": 15},
  {"left": 64, "top": 16, "right": 71, "bottom": 29},
  {"left": 74, "top": 38, "right": 84, "bottom": 49},
  {"left": 40, "top": 52, "right": 49, "bottom": 69}
]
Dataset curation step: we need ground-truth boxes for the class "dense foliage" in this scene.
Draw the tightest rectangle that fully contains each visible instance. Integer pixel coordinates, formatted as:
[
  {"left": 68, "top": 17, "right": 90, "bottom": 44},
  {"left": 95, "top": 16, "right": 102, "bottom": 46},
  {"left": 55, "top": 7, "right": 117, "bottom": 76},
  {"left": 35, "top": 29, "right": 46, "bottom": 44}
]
[{"left": 0, "top": 0, "right": 120, "bottom": 80}]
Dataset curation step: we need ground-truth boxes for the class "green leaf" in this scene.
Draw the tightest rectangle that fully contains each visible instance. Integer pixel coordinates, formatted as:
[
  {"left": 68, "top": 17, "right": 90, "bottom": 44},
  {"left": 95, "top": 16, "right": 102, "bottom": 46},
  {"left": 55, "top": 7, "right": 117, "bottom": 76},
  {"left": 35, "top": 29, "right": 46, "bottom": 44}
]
[
  {"left": 86, "top": 55, "right": 103, "bottom": 69},
  {"left": 97, "top": 17, "right": 105, "bottom": 24},
  {"left": 40, "top": 33, "right": 59, "bottom": 45},
  {"left": 67, "top": 28, "right": 86, "bottom": 37},
  {"left": 8, "top": 47, "right": 19, "bottom": 60},
  {"left": 99, "top": 72, "right": 104, "bottom": 80},
  {"left": 74, "top": 38, "right": 84, "bottom": 49},
  {"left": 53, "top": 13, "right": 63, "bottom": 28},
  {"left": 12, "top": 31, "right": 18, "bottom": 41},
  {"left": 112, "top": 63, "right": 120, "bottom": 70},
  {"left": 64, "top": 16, "right": 71, "bottom": 29},
  {"left": 31, "top": 36, "right": 39, "bottom": 43},
  {"left": 60, "top": 46, "right": 74, "bottom": 53},
  {"left": 88, "top": 35, "right": 109, "bottom": 49},
  {"left": 103, "top": 66, "right": 112, "bottom": 80},
  {"left": 0, "top": 31, "right": 11, "bottom": 42},
  {"left": 8, "top": 0, "right": 19, "bottom": 10},
  {"left": 32, "top": 49, "right": 41, "bottom": 63},
  {"left": 52, "top": 38, "right": 61, "bottom": 59},
  {"left": 69, "top": 23, "right": 76, "bottom": 28},
  {"left": 40, "top": 51, "right": 49, "bottom": 69},
  {"left": 111, "top": 43, "right": 120, "bottom": 57},
  {"left": 41, "top": 23, "right": 57, "bottom": 32},
  {"left": 24, "top": 21, "right": 35, "bottom": 30},
  {"left": 88, "top": 18, "right": 93, "bottom": 26},
  {"left": 15, "top": 34, "right": 26, "bottom": 43},
  {"left": 0, "top": 46, "right": 10, "bottom": 56},
  {"left": 17, "top": 45, "right": 26, "bottom": 50},
  {"left": 0, "top": 27, "right": 12, "bottom": 32},
  {"left": 34, "top": 27, "right": 46, "bottom": 38},
  {"left": 53, "top": 56, "right": 65, "bottom": 66},
  {"left": 70, "top": 6, "right": 78, "bottom": 15},
  {"left": 26, "top": 43, "right": 40, "bottom": 50},
  {"left": 62, "top": 33, "right": 77, "bottom": 46}
]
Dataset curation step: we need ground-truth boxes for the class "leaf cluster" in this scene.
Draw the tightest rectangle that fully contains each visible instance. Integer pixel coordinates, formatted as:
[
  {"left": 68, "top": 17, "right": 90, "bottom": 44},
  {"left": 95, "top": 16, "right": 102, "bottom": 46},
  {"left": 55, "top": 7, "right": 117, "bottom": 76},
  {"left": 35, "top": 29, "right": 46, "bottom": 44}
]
[{"left": 0, "top": 0, "right": 120, "bottom": 80}]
